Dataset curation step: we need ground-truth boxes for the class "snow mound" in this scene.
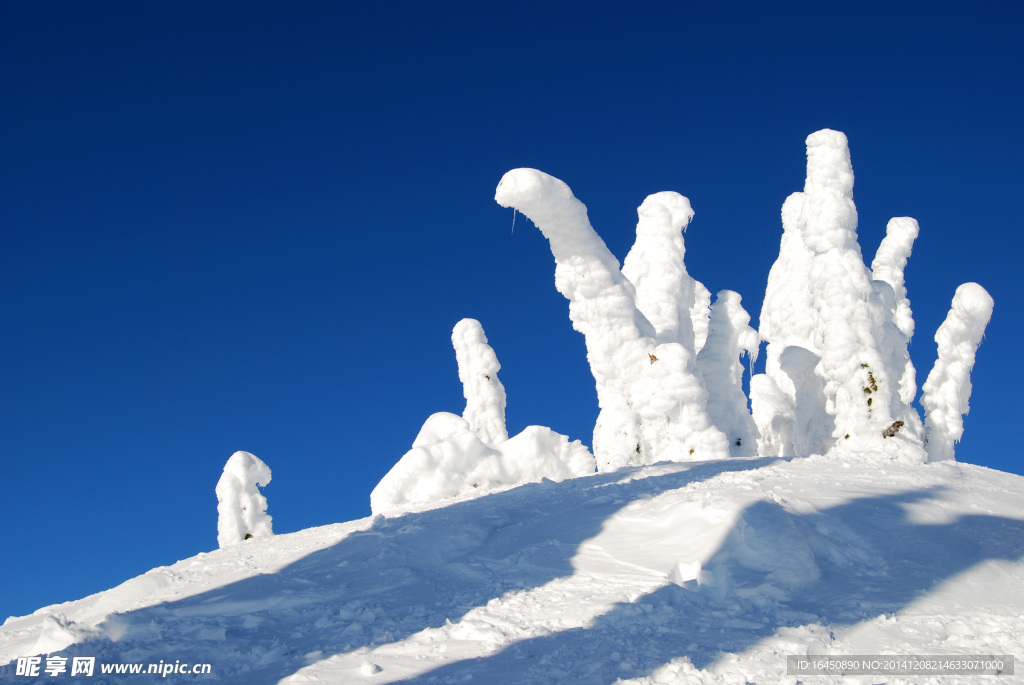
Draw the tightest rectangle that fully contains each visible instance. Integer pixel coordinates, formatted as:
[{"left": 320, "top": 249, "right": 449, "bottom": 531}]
[
  {"left": 4, "top": 456, "right": 1023, "bottom": 684},
  {"left": 370, "top": 413, "right": 595, "bottom": 515}
]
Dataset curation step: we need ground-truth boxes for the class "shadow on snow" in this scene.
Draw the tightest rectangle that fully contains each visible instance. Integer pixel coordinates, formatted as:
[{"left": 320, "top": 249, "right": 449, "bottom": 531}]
[
  {"left": 392, "top": 487, "right": 1024, "bottom": 684},
  {"left": 2, "top": 457, "right": 785, "bottom": 684}
]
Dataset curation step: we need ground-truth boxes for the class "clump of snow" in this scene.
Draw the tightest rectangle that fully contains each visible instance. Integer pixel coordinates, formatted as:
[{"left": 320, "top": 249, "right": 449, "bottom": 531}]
[
  {"left": 370, "top": 413, "right": 594, "bottom": 516},
  {"left": 215, "top": 451, "right": 273, "bottom": 548},
  {"left": 695, "top": 290, "right": 760, "bottom": 456},
  {"left": 921, "top": 282, "right": 994, "bottom": 462},
  {"left": 371, "top": 319, "right": 594, "bottom": 516},
  {"left": 452, "top": 318, "right": 508, "bottom": 444},
  {"left": 495, "top": 171, "right": 729, "bottom": 468}
]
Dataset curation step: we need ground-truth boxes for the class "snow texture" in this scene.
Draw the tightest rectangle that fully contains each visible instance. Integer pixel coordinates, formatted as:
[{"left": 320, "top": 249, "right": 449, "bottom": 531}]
[
  {"left": 921, "top": 283, "right": 994, "bottom": 462},
  {"left": 695, "top": 290, "right": 760, "bottom": 456},
  {"left": 452, "top": 318, "right": 508, "bottom": 444},
  {"left": 215, "top": 451, "right": 273, "bottom": 549},
  {"left": 495, "top": 170, "right": 729, "bottom": 469}
]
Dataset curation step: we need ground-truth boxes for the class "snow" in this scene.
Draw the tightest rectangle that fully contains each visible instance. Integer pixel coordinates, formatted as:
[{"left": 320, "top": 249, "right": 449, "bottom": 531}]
[
  {"left": 215, "top": 451, "right": 274, "bottom": 549},
  {"left": 1, "top": 129, "right": 1006, "bottom": 684},
  {"left": 4, "top": 456, "right": 1022, "bottom": 684},
  {"left": 495, "top": 170, "right": 729, "bottom": 469},
  {"left": 921, "top": 283, "right": 995, "bottom": 463},
  {"left": 370, "top": 318, "right": 594, "bottom": 516},
  {"left": 695, "top": 291, "right": 760, "bottom": 457},
  {"left": 452, "top": 318, "right": 508, "bottom": 445}
]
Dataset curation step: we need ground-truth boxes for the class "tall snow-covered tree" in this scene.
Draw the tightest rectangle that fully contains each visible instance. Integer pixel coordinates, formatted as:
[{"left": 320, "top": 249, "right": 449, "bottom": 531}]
[
  {"left": 495, "top": 170, "right": 730, "bottom": 469},
  {"left": 921, "top": 283, "right": 994, "bottom": 462},
  {"left": 754, "top": 129, "right": 927, "bottom": 459}
]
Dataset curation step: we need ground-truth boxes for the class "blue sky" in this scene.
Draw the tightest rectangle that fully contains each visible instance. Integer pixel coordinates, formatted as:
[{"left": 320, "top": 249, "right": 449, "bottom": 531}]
[{"left": 2, "top": 1, "right": 1021, "bottom": 620}]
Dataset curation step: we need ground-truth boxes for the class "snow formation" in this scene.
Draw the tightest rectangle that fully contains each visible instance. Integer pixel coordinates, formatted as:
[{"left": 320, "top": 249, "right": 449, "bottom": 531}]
[
  {"left": 452, "top": 318, "right": 508, "bottom": 445},
  {"left": 494, "top": 130, "right": 992, "bottom": 469},
  {"left": 495, "top": 172, "right": 729, "bottom": 470},
  {"left": 370, "top": 319, "right": 594, "bottom": 515},
  {"left": 215, "top": 451, "right": 273, "bottom": 549},
  {"left": 695, "top": 290, "right": 760, "bottom": 457},
  {"left": 921, "top": 283, "right": 995, "bottom": 463}
]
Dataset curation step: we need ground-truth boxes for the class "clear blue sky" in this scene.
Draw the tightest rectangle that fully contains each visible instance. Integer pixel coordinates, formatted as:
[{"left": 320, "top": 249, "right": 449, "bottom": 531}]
[{"left": 2, "top": 1, "right": 1021, "bottom": 620}]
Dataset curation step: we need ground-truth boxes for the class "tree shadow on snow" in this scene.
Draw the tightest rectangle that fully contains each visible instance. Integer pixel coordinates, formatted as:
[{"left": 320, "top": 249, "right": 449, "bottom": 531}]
[
  {"left": 7, "top": 457, "right": 784, "bottom": 684},
  {"left": 392, "top": 487, "right": 1024, "bottom": 684}
]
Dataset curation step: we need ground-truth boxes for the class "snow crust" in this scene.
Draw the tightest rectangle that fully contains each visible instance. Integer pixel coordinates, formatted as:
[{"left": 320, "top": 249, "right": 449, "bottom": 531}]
[
  {"left": 215, "top": 451, "right": 273, "bottom": 549},
  {"left": 921, "top": 283, "right": 995, "bottom": 462}
]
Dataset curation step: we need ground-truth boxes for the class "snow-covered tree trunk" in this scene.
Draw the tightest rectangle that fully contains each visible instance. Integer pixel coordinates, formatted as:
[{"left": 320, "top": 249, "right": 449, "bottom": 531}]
[
  {"left": 921, "top": 283, "right": 994, "bottom": 462},
  {"left": 495, "top": 169, "right": 729, "bottom": 469},
  {"left": 695, "top": 290, "right": 760, "bottom": 456},
  {"left": 452, "top": 318, "right": 508, "bottom": 444},
  {"left": 215, "top": 451, "right": 273, "bottom": 548}
]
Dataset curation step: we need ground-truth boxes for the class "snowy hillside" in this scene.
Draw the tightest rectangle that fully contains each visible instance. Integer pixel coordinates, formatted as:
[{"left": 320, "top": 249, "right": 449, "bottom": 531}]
[
  {"left": 4, "top": 128, "right": 1012, "bottom": 683},
  {"left": 3, "top": 454, "right": 1023, "bottom": 683}
]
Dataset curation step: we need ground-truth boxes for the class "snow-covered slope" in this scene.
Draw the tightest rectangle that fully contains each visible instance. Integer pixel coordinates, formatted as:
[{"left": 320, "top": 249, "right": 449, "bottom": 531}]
[{"left": 3, "top": 454, "right": 1022, "bottom": 684}]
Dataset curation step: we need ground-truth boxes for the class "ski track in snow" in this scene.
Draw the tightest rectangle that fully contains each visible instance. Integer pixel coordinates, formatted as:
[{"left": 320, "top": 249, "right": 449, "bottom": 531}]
[{"left": 3, "top": 456, "right": 1023, "bottom": 684}]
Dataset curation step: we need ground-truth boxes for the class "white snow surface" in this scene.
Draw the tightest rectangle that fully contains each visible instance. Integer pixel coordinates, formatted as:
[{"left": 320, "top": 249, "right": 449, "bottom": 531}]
[
  {"left": 215, "top": 451, "right": 274, "bottom": 549},
  {"left": 4, "top": 455, "right": 1023, "bottom": 684}
]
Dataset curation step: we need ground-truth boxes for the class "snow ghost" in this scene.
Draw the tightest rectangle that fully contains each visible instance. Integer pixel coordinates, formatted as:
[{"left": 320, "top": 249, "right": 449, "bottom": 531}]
[
  {"left": 921, "top": 283, "right": 994, "bottom": 462},
  {"left": 216, "top": 451, "right": 273, "bottom": 548}
]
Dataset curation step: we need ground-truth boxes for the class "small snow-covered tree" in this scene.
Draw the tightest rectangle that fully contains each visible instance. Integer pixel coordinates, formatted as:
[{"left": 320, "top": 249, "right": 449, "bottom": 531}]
[
  {"left": 452, "top": 318, "right": 508, "bottom": 444},
  {"left": 921, "top": 283, "right": 994, "bottom": 462},
  {"left": 370, "top": 319, "right": 595, "bottom": 515},
  {"left": 216, "top": 451, "right": 273, "bottom": 548},
  {"left": 696, "top": 290, "right": 761, "bottom": 456},
  {"left": 495, "top": 171, "right": 729, "bottom": 469}
]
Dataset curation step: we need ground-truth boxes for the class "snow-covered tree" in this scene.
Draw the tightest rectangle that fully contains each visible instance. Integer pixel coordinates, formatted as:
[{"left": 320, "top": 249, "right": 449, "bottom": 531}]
[
  {"left": 921, "top": 283, "right": 994, "bottom": 462},
  {"left": 370, "top": 319, "right": 595, "bottom": 515},
  {"left": 452, "top": 318, "right": 508, "bottom": 444},
  {"left": 696, "top": 290, "right": 761, "bottom": 456},
  {"left": 216, "top": 451, "right": 273, "bottom": 548},
  {"left": 753, "top": 129, "right": 929, "bottom": 460},
  {"left": 495, "top": 170, "right": 729, "bottom": 469}
]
